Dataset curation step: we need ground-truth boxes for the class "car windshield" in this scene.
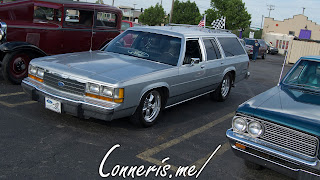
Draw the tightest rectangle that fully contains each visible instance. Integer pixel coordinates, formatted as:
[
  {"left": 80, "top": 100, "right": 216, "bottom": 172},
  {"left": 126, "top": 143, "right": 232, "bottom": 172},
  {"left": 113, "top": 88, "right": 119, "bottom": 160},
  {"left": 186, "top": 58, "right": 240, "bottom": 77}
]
[
  {"left": 105, "top": 30, "right": 182, "bottom": 66},
  {"left": 283, "top": 60, "right": 320, "bottom": 91},
  {"left": 244, "top": 39, "right": 255, "bottom": 45}
]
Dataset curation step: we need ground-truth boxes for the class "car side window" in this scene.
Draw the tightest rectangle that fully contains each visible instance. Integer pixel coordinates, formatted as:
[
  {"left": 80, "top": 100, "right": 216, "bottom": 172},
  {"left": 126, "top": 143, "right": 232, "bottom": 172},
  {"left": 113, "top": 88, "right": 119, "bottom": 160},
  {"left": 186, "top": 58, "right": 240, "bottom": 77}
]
[
  {"left": 183, "top": 39, "right": 202, "bottom": 65},
  {"left": 34, "top": 6, "right": 61, "bottom": 22},
  {"left": 218, "top": 37, "right": 246, "bottom": 57},
  {"left": 203, "top": 39, "right": 221, "bottom": 61},
  {"left": 96, "top": 12, "right": 117, "bottom": 28},
  {"left": 65, "top": 9, "right": 93, "bottom": 27}
]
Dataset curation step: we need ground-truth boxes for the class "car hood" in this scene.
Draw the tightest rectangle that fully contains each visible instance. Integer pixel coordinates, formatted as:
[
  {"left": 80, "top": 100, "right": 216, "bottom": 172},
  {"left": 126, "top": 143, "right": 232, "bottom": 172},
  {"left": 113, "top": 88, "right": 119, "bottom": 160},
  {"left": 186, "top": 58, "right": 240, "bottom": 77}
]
[
  {"left": 237, "top": 86, "right": 320, "bottom": 136},
  {"left": 31, "top": 51, "right": 173, "bottom": 84}
]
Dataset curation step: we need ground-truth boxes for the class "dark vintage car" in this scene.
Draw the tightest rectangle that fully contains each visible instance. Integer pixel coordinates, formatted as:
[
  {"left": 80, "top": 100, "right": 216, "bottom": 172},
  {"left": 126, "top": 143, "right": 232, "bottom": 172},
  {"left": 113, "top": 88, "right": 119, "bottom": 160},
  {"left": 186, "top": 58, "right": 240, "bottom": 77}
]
[
  {"left": 227, "top": 56, "right": 320, "bottom": 179},
  {"left": 244, "top": 38, "right": 268, "bottom": 59},
  {"left": 0, "top": 0, "right": 122, "bottom": 84}
]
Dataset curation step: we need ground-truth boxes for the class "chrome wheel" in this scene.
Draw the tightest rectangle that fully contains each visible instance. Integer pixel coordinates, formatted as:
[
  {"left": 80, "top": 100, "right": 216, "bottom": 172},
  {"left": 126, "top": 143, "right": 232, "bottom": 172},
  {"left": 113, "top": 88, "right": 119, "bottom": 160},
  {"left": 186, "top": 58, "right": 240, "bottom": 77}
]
[
  {"left": 221, "top": 76, "right": 230, "bottom": 98},
  {"left": 142, "top": 90, "right": 161, "bottom": 123}
]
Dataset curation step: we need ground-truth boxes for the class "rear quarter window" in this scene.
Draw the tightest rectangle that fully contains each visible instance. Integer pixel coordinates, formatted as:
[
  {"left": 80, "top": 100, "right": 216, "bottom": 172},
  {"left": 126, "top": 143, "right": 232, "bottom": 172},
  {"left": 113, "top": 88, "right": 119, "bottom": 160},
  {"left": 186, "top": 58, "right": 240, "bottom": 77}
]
[{"left": 218, "top": 37, "right": 246, "bottom": 57}]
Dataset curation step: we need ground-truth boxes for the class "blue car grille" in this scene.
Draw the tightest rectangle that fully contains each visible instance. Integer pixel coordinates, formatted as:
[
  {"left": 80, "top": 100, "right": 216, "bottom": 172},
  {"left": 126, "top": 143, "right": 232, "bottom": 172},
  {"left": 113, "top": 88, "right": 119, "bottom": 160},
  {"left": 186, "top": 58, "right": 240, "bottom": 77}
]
[
  {"left": 240, "top": 114, "right": 319, "bottom": 157},
  {"left": 43, "top": 72, "right": 85, "bottom": 95}
]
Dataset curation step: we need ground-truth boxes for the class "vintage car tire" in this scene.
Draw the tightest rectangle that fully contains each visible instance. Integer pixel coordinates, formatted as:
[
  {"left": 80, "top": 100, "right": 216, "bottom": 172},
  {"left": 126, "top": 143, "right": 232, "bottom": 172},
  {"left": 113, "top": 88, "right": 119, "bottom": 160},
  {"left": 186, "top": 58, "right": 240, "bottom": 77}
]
[
  {"left": 130, "top": 90, "right": 163, "bottom": 127},
  {"left": 262, "top": 53, "right": 266, "bottom": 59},
  {"left": 212, "top": 73, "right": 232, "bottom": 102},
  {"left": 2, "top": 51, "right": 33, "bottom": 84},
  {"left": 244, "top": 160, "right": 263, "bottom": 170}
]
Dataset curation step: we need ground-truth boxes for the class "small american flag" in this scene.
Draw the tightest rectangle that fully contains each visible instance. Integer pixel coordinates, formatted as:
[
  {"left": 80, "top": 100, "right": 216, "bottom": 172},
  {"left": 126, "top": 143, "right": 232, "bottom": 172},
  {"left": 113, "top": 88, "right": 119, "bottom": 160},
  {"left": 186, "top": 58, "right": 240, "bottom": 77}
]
[{"left": 198, "top": 16, "right": 206, "bottom": 27}]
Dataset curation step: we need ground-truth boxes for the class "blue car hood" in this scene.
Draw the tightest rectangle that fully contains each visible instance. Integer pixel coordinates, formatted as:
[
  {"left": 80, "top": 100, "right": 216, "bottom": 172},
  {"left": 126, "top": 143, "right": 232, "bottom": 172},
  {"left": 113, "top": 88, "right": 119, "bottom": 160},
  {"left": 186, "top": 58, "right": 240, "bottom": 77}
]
[{"left": 238, "top": 86, "right": 320, "bottom": 136}]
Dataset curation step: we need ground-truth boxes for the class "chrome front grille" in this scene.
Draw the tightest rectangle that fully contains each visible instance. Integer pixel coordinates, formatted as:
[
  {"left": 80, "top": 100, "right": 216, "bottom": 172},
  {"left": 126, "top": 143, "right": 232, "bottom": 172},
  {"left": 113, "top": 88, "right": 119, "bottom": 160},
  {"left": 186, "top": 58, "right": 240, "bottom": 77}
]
[
  {"left": 241, "top": 114, "right": 319, "bottom": 157},
  {"left": 43, "top": 72, "right": 85, "bottom": 95}
]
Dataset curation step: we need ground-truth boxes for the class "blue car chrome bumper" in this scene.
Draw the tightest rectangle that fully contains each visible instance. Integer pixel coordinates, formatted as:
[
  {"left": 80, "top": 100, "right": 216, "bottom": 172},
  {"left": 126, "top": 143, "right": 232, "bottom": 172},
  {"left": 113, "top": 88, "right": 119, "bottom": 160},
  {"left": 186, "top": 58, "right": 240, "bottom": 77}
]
[{"left": 226, "top": 129, "right": 320, "bottom": 179}]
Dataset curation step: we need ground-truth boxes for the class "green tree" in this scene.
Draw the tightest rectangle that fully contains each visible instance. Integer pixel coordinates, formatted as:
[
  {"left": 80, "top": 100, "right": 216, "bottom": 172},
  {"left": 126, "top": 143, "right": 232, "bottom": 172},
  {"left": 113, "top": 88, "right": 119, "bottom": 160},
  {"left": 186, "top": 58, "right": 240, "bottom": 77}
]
[
  {"left": 139, "top": 3, "right": 165, "bottom": 26},
  {"left": 172, "top": 0, "right": 201, "bottom": 25},
  {"left": 204, "top": 8, "right": 219, "bottom": 27},
  {"left": 210, "top": 0, "right": 251, "bottom": 30},
  {"left": 95, "top": 0, "right": 104, "bottom": 4}
]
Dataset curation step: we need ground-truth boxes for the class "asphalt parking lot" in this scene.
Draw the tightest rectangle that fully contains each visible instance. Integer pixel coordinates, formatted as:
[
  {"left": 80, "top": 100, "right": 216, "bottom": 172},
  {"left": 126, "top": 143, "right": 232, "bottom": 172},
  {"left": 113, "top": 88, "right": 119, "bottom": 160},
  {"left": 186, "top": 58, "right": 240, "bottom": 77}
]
[{"left": 0, "top": 54, "right": 294, "bottom": 179}]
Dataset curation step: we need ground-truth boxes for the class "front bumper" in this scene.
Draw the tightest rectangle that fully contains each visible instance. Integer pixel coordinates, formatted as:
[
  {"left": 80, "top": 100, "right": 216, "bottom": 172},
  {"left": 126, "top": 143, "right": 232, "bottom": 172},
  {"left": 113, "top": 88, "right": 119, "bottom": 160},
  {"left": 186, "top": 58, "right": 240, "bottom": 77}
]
[
  {"left": 22, "top": 78, "right": 122, "bottom": 121},
  {"left": 226, "top": 129, "right": 320, "bottom": 179}
]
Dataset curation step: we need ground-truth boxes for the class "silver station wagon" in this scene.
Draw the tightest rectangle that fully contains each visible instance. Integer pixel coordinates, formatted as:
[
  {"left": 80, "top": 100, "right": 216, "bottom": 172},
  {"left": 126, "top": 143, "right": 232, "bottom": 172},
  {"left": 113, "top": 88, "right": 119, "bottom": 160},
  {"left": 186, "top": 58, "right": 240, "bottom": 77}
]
[{"left": 22, "top": 26, "right": 250, "bottom": 127}]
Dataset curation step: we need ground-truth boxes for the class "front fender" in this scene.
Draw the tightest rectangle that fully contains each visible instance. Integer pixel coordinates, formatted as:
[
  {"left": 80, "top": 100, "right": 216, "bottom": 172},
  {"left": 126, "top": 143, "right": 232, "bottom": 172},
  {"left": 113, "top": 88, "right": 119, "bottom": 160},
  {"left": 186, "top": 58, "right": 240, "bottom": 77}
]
[
  {"left": 0, "top": 41, "right": 47, "bottom": 56},
  {"left": 139, "top": 82, "right": 170, "bottom": 101}
]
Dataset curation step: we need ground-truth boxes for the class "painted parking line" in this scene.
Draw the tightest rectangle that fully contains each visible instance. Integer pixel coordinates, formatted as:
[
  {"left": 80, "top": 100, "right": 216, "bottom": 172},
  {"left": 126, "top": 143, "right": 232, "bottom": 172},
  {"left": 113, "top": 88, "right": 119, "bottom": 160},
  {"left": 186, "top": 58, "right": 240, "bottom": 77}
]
[
  {"left": 0, "top": 91, "right": 36, "bottom": 107},
  {"left": 0, "top": 100, "right": 36, "bottom": 108},
  {"left": 0, "top": 92, "right": 25, "bottom": 97},
  {"left": 191, "top": 142, "right": 230, "bottom": 170},
  {"left": 136, "top": 112, "right": 234, "bottom": 171}
]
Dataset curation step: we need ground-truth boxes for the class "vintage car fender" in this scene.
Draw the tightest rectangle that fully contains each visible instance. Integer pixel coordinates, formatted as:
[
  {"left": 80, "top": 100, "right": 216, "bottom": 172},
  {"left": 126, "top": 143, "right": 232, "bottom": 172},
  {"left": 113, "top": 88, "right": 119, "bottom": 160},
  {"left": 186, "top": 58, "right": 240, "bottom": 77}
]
[{"left": 0, "top": 41, "right": 47, "bottom": 57}]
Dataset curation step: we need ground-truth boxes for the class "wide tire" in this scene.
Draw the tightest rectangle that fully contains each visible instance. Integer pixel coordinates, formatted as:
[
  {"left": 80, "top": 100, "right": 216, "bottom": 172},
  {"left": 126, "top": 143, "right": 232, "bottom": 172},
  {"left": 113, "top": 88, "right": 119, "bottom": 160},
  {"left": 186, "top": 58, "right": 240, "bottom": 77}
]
[
  {"left": 212, "top": 73, "right": 232, "bottom": 102},
  {"left": 130, "top": 90, "right": 163, "bottom": 127},
  {"left": 262, "top": 53, "right": 266, "bottom": 59},
  {"left": 2, "top": 51, "right": 33, "bottom": 84}
]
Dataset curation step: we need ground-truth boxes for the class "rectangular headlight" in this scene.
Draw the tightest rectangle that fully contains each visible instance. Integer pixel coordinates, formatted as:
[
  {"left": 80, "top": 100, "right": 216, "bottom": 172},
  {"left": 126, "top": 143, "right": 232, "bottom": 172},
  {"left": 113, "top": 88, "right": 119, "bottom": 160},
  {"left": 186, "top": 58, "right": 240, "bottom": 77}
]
[
  {"left": 36, "top": 68, "right": 44, "bottom": 78},
  {"left": 87, "top": 83, "right": 100, "bottom": 94},
  {"left": 29, "top": 65, "right": 37, "bottom": 75},
  {"left": 101, "top": 86, "right": 114, "bottom": 97}
]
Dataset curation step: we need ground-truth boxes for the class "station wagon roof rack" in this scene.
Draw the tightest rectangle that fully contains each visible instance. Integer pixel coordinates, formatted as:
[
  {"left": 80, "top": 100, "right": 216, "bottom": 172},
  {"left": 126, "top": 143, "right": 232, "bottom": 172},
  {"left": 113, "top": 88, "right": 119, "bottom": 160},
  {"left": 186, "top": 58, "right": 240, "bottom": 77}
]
[{"left": 166, "top": 23, "right": 232, "bottom": 34}]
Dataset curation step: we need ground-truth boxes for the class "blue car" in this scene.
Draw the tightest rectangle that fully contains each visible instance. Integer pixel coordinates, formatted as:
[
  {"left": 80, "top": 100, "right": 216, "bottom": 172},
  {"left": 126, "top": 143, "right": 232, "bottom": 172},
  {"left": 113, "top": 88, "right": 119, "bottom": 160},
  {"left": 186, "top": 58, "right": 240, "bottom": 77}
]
[{"left": 227, "top": 56, "right": 320, "bottom": 179}]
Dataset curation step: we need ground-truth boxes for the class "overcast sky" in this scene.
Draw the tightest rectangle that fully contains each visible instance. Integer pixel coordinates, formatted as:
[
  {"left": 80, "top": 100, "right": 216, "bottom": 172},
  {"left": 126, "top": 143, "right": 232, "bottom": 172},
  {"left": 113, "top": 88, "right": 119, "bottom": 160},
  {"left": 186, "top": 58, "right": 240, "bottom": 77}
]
[{"left": 87, "top": 0, "right": 320, "bottom": 28}]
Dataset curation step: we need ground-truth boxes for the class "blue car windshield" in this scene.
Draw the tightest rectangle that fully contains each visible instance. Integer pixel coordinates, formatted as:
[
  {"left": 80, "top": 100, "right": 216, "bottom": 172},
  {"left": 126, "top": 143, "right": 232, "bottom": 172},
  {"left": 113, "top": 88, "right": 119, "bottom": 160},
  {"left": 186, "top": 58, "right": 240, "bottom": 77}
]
[
  {"left": 283, "top": 60, "right": 320, "bottom": 90},
  {"left": 105, "top": 30, "right": 182, "bottom": 66}
]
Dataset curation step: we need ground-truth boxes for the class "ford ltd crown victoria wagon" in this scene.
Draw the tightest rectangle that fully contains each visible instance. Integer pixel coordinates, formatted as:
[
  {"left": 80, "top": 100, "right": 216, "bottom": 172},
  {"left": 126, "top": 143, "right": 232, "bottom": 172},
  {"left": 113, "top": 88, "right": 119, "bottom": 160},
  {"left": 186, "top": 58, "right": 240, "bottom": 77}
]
[
  {"left": 0, "top": 0, "right": 122, "bottom": 84},
  {"left": 227, "top": 56, "right": 320, "bottom": 179},
  {"left": 22, "top": 26, "right": 250, "bottom": 127}
]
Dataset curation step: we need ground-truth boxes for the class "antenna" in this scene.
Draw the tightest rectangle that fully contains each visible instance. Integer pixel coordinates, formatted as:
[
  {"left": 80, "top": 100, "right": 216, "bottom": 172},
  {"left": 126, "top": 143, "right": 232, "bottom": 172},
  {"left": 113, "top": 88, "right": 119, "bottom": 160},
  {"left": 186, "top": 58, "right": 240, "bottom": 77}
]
[
  {"left": 278, "top": 51, "right": 288, "bottom": 85},
  {"left": 267, "top": 4, "right": 275, "bottom": 17},
  {"left": 89, "top": 5, "right": 95, "bottom": 52}
]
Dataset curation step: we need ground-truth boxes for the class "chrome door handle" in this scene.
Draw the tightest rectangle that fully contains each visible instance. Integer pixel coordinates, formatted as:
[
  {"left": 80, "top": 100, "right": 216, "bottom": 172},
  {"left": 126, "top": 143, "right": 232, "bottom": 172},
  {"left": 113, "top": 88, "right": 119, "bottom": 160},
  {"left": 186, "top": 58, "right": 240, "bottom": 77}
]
[
  {"left": 221, "top": 62, "right": 224, "bottom": 64},
  {"left": 201, "top": 65, "right": 205, "bottom": 69}
]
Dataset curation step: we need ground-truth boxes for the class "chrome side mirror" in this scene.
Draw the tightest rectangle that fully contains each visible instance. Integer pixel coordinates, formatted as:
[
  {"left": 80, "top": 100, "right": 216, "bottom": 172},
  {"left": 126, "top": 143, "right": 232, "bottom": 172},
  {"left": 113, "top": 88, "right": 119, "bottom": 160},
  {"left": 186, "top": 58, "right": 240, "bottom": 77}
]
[
  {"left": 190, "top": 58, "right": 200, "bottom": 66},
  {"left": 0, "top": 21, "right": 7, "bottom": 42}
]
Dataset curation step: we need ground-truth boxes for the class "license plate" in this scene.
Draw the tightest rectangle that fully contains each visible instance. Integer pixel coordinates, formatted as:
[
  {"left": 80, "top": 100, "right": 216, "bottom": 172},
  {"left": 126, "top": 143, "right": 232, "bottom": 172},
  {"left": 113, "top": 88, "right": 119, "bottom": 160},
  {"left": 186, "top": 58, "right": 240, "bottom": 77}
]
[{"left": 45, "top": 97, "right": 61, "bottom": 113}]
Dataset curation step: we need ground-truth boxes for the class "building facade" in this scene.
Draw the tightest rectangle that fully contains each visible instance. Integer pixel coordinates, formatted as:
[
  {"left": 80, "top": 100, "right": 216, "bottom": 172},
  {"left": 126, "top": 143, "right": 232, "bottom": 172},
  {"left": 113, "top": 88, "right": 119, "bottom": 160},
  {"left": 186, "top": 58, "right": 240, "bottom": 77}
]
[
  {"left": 262, "top": 14, "right": 320, "bottom": 55},
  {"left": 263, "top": 14, "right": 320, "bottom": 40}
]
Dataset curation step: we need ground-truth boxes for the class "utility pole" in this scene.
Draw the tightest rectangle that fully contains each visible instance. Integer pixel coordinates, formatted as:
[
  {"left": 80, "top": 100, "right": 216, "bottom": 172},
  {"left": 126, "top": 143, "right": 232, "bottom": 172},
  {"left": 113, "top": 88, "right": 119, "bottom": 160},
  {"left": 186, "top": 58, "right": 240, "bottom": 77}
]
[
  {"left": 133, "top": 4, "right": 136, "bottom": 10},
  {"left": 302, "top": 7, "right": 306, "bottom": 14},
  {"left": 161, "top": 0, "right": 162, "bottom": 6},
  {"left": 267, "top": 4, "right": 275, "bottom": 17},
  {"left": 112, "top": 0, "right": 114, "bottom": 6},
  {"left": 261, "top": 15, "right": 264, "bottom": 29},
  {"left": 169, "top": 0, "right": 174, "bottom": 23}
]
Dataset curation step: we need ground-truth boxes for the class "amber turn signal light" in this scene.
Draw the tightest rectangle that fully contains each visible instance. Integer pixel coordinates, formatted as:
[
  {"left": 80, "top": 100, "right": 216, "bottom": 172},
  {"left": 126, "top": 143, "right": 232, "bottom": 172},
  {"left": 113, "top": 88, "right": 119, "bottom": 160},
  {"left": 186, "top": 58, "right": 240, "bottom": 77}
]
[{"left": 235, "top": 143, "right": 246, "bottom": 150}]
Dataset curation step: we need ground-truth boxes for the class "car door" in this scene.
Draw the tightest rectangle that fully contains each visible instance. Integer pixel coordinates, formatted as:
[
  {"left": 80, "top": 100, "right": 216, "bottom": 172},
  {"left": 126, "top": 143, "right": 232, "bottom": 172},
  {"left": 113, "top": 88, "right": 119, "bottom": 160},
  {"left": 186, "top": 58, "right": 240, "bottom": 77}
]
[
  {"left": 172, "top": 38, "right": 208, "bottom": 101},
  {"left": 202, "top": 38, "right": 224, "bottom": 89},
  {"left": 62, "top": 8, "right": 93, "bottom": 53}
]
